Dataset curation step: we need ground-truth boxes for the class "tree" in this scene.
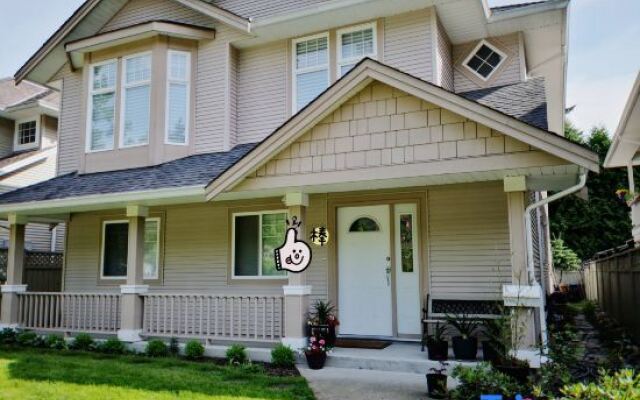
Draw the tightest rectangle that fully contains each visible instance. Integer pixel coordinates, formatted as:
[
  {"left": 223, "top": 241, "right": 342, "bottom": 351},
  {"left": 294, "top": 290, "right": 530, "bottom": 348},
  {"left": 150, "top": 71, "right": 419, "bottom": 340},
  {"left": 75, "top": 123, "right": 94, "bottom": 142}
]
[
  {"left": 551, "top": 236, "right": 581, "bottom": 283},
  {"left": 548, "top": 123, "right": 634, "bottom": 260}
]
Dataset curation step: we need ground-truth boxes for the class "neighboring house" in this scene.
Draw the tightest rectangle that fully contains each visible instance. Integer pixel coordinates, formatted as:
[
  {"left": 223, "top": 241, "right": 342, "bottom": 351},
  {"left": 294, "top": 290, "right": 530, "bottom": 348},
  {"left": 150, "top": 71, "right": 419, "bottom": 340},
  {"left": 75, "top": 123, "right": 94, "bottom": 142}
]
[
  {"left": 604, "top": 71, "right": 640, "bottom": 241},
  {"left": 0, "top": 0, "right": 598, "bottom": 359},
  {"left": 0, "top": 79, "right": 63, "bottom": 253}
]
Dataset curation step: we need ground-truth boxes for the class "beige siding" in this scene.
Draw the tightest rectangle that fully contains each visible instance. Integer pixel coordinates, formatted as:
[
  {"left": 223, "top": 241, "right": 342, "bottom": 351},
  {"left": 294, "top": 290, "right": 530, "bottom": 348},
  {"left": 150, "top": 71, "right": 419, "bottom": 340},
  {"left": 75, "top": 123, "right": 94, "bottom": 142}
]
[
  {"left": 428, "top": 182, "right": 512, "bottom": 300},
  {"left": 41, "top": 115, "right": 58, "bottom": 149},
  {"left": 453, "top": 33, "right": 523, "bottom": 93},
  {"left": 236, "top": 40, "right": 288, "bottom": 144},
  {"left": 0, "top": 149, "right": 57, "bottom": 191},
  {"left": 384, "top": 8, "right": 433, "bottom": 83},
  {"left": 55, "top": 65, "right": 83, "bottom": 175},
  {"left": 100, "top": 0, "right": 215, "bottom": 32},
  {"left": 257, "top": 82, "right": 535, "bottom": 179},
  {"left": 0, "top": 222, "right": 58, "bottom": 253},
  {"left": 0, "top": 118, "right": 14, "bottom": 159},
  {"left": 434, "top": 15, "right": 454, "bottom": 91},
  {"left": 211, "top": 0, "right": 328, "bottom": 19}
]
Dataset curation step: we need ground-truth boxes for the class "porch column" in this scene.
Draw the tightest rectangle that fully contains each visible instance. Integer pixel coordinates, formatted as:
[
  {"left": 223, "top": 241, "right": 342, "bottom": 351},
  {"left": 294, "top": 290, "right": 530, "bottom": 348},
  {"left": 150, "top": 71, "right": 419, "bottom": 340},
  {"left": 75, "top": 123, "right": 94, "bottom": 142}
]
[
  {"left": 282, "top": 193, "right": 312, "bottom": 350},
  {"left": 0, "top": 215, "right": 28, "bottom": 328},
  {"left": 118, "top": 205, "right": 149, "bottom": 342},
  {"left": 504, "top": 180, "right": 537, "bottom": 349}
]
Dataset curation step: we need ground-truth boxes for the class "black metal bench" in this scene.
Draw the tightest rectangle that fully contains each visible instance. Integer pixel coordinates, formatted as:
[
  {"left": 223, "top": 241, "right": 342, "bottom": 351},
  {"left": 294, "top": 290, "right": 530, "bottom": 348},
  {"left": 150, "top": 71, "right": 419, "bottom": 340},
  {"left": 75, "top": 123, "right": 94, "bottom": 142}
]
[{"left": 421, "top": 295, "right": 503, "bottom": 351}]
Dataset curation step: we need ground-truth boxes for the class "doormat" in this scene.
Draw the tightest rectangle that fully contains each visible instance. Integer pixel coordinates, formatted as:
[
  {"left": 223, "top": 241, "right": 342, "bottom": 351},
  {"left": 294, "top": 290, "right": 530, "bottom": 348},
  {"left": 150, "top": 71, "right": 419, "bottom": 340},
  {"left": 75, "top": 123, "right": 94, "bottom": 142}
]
[{"left": 334, "top": 339, "right": 392, "bottom": 349}]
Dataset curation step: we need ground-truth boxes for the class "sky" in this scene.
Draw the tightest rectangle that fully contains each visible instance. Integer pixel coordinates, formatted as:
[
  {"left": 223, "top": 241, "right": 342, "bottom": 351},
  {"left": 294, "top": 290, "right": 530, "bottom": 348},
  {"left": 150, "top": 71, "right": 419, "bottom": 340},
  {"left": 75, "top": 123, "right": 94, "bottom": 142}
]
[{"left": 0, "top": 0, "right": 638, "bottom": 135}]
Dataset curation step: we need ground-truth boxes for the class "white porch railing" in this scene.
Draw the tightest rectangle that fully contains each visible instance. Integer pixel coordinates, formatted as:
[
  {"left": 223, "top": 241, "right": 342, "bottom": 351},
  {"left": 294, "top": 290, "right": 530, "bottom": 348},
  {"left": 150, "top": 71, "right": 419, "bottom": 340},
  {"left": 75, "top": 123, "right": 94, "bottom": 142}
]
[
  {"left": 142, "top": 294, "right": 285, "bottom": 342},
  {"left": 17, "top": 292, "right": 121, "bottom": 333}
]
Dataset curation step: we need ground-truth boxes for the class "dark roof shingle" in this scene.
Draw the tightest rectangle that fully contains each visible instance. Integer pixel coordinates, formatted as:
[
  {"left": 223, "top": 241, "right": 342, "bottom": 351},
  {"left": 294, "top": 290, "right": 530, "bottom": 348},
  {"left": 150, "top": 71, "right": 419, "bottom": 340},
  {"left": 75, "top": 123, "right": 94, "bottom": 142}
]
[
  {"left": 459, "top": 77, "right": 548, "bottom": 130},
  {"left": 0, "top": 143, "right": 256, "bottom": 205}
]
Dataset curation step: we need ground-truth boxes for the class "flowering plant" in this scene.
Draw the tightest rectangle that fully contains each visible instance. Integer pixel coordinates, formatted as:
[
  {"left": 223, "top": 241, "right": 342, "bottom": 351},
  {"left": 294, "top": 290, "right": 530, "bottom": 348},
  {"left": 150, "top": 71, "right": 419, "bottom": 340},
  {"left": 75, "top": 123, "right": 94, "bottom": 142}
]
[
  {"left": 305, "top": 336, "right": 328, "bottom": 354},
  {"left": 306, "top": 300, "right": 340, "bottom": 327}
]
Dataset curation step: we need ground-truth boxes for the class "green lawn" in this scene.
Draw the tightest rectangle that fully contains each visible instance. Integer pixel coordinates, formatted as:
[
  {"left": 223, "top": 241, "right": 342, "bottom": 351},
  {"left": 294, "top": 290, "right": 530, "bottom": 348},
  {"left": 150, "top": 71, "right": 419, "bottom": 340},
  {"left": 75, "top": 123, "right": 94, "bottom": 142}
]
[{"left": 0, "top": 348, "right": 315, "bottom": 400}]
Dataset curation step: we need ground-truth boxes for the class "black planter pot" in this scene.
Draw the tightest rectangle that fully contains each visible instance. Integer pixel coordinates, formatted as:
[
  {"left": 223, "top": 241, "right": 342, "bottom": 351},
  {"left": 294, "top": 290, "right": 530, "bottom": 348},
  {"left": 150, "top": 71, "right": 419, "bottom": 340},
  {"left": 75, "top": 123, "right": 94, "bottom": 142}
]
[
  {"left": 426, "top": 340, "right": 449, "bottom": 361},
  {"left": 426, "top": 374, "right": 448, "bottom": 399},
  {"left": 307, "top": 324, "right": 336, "bottom": 347},
  {"left": 495, "top": 364, "right": 531, "bottom": 384},
  {"left": 305, "top": 351, "right": 327, "bottom": 370},
  {"left": 452, "top": 336, "right": 477, "bottom": 360},
  {"left": 482, "top": 341, "right": 501, "bottom": 363}
]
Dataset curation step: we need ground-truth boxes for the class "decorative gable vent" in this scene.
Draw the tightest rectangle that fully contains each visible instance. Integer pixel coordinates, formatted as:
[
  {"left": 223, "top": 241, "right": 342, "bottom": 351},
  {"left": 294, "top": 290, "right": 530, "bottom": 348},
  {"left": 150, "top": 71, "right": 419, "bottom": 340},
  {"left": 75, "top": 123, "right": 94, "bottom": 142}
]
[{"left": 463, "top": 40, "right": 507, "bottom": 81}]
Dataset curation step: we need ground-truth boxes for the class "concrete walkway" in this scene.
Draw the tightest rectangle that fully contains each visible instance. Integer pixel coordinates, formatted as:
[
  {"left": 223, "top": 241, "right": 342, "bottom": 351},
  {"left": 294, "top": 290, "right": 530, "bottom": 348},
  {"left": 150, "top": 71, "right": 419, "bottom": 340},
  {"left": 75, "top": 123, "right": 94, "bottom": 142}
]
[{"left": 299, "top": 366, "right": 437, "bottom": 400}]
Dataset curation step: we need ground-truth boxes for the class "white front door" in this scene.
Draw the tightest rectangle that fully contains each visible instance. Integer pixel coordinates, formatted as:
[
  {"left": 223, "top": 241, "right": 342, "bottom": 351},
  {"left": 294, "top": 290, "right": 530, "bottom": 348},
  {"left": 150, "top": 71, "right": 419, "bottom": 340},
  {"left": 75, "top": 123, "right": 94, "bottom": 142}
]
[{"left": 338, "top": 205, "right": 393, "bottom": 337}]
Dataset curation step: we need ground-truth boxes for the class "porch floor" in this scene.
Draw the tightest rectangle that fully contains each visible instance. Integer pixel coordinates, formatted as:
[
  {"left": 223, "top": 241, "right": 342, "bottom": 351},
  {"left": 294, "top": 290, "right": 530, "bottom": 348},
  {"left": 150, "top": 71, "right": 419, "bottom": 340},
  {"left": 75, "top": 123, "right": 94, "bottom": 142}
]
[{"left": 325, "top": 342, "right": 479, "bottom": 374}]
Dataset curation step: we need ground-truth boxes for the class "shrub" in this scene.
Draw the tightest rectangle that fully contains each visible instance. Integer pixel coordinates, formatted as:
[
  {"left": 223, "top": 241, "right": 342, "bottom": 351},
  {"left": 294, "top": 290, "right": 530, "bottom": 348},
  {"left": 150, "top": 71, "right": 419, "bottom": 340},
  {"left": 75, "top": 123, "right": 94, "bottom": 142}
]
[
  {"left": 145, "top": 339, "right": 168, "bottom": 357},
  {"left": 16, "top": 331, "right": 40, "bottom": 347},
  {"left": 71, "top": 333, "right": 94, "bottom": 351},
  {"left": 226, "top": 344, "right": 248, "bottom": 365},
  {"left": 0, "top": 328, "right": 17, "bottom": 345},
  {"left": 184, "top": 340, "right": 205, "bottom": 360},
  {"left": 271, "top": 344, "right": 296, "bottom": 368},
  {"left": 169, "top": 337, "right": 180, "bottom": 356},
  {"left": 98, "top": 338, "right": 126, "bottom": 355},
  {"left": 561, "top": 369, "right": 640, "bottom": 399},
  {"left": 46, "top": 334, "right": 67, "bottom": 350},
  {"left": 449, "top": 363, "right": 523, "bottom": 400}
]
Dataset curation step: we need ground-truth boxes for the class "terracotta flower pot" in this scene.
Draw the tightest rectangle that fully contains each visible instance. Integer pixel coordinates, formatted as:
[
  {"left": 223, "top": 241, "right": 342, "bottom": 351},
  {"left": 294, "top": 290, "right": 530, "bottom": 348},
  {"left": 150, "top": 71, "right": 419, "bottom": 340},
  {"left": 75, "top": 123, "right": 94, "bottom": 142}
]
[{"left": 305, "top": 351, "right": 327, "bottom": 370}]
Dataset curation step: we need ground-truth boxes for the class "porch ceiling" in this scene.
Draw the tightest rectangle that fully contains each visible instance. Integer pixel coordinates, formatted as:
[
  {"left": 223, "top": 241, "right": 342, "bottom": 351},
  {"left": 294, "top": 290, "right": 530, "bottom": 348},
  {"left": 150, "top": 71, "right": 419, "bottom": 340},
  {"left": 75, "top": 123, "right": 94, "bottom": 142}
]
[{"left": 215, "top": 163, "right": 581, "bottom": 201}]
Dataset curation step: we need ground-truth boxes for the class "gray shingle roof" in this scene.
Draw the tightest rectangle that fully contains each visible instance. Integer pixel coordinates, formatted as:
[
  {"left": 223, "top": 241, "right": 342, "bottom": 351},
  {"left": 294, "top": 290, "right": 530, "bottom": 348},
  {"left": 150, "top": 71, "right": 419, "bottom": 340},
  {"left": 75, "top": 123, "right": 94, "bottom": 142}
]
[
  {"left": 459, "top": 77, "right": 548, "bottom": 130},
  {"left": 0, "top": 143, "right": 256, "bottom": 205}
]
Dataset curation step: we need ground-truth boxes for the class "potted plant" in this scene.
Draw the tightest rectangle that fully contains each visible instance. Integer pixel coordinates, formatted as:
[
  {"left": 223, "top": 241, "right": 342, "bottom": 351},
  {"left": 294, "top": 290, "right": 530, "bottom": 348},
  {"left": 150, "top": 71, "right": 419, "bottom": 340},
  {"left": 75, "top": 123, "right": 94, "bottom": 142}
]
[
  {"left": 446, "top": 314, "right": 479, "bottom": 360},
  {"left": 307, "top": 300, "right": 340, "bottom": 347},
  {"left": 304, "top": 336, "right": 328, "bottom": 370},
  {"left": 422, "top": 323, "right": 448, "bottom": 361},
  {"left": 491, "top": 309, "right": 531, "bottom": 383},
  {"left": 426, "top": 361, "right": 449, "bottom": 399},
  {"left": 482, "top": 314, "right": 509, "bottom": 364}
]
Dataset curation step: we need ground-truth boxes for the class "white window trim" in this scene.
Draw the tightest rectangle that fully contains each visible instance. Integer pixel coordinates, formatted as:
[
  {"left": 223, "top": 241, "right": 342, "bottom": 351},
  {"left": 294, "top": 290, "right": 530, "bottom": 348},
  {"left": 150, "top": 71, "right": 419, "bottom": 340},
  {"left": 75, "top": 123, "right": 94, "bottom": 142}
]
[
  {"left": 231, "top": 210, "right": 289, "bottom": 280},
  {"left": 86, "top": 58, "right": 117, "bottom": 153},
  {"left": 13, "top": 117, "right": 40, "bottom": 152},
  {"left": 292, "top": 32, "right": 330, "bottom": 114},
  {"left": 165, "top": 50, "right": 191, "bottom": 146},
  {"left": 336, "top": 22, "right": 378, "bottom": 78},
  {"left": 100, "top": 217, "right": 161, "bottom": 280},
  {"left": 119, "top": 51, "right": 152, "bottom": 149},
  {"left": 462, "top": 39, "right": 508, "bottom": 82}
]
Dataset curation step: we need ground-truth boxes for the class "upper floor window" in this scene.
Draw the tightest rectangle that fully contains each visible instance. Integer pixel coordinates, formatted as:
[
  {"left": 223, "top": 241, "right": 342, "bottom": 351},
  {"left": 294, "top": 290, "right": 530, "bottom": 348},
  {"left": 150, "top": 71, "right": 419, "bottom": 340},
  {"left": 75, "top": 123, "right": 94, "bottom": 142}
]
[
  {"left": 88, "top": 60, "right": 117, "bottom": 152},
  {"left": 166, "top": 50, "right": 191, "bottom": 145},
  {"left": 120, "top": 53, "right": 152, "bottom": 147},
  {"left": 463, "top": 40, "right": 506, "bottom": 81},
  {"left": 14, "top": 119, "right": 39, "bottom": 151},
  {"left": 337, "top": 23, "right": 377, "bottom": 77},
  {"left": 293, "top": 34, "right": 329, "bottom": 112}
]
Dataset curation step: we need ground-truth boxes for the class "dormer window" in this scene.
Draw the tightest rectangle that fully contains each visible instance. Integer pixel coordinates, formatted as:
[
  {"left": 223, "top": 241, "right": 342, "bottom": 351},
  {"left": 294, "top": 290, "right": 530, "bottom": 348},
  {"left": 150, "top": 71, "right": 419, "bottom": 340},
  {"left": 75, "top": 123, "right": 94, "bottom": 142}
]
[
  {"left": 337, "top": 23, "right": 377, "bottom": 77},
  {"left": 463, "top": 40, "right": 506, "bottom": 81},
  {"left": 87, "top": 60, "right": 117, "bottom": 152},
  {"left": 14, "top": 119, "right": 39, "bottom": 151}
]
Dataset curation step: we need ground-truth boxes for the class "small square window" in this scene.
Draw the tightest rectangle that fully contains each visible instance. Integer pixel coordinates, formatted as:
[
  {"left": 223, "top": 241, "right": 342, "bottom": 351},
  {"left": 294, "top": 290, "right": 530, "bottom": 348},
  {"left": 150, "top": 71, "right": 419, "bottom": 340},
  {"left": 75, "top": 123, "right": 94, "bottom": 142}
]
[
  {"left": 464, "top": 41, "right": 506, "bottom": 81},
  {"left": 14, "top": 120, "right": 39, "bottom": 151}
]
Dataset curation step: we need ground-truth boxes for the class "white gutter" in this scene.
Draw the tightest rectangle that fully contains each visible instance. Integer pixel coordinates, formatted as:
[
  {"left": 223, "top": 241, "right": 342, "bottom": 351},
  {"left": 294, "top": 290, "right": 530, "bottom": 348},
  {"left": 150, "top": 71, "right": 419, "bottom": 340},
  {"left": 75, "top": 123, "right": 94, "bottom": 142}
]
[{"left": 524, "top": 170, "right": 588, "bottom": 347}]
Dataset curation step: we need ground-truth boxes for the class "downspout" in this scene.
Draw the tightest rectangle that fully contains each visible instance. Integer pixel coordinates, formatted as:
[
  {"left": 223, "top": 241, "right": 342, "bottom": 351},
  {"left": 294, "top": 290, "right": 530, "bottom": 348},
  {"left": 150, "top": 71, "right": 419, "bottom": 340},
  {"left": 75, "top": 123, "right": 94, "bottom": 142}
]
[{"left": 524, "top": 170, "right": 588, "bottom": 347}]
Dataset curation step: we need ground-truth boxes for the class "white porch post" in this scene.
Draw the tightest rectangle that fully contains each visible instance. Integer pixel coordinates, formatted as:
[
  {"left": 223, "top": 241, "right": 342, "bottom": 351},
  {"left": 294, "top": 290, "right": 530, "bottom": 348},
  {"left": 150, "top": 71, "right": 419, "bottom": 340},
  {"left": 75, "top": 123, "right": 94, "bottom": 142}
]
[
  {"left": 118, "top": 205, "right": 149, "bottom": 342},
  {"left": 0, "top": 214, "right": 28, "bottom": 328},
  {"left": 282, "top": 193, "right": 312, "bottom": 350},
  {"left": 504, "top": 179, "right": 537, "bottom": 349}
]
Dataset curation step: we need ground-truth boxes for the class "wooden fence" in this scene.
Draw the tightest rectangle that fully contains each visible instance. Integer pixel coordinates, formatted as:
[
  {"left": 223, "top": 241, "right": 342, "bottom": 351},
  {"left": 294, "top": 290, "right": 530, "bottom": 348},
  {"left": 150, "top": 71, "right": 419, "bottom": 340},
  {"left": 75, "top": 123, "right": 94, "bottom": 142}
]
[
  {"left": 142, "top": 294, "right": 285, "bottom": 342},
  {"left": 583, "top": 246, "right": 640, "bottom": 339},
  {"left": 0, "top": 250, "right": 63, "bottom": 292}
]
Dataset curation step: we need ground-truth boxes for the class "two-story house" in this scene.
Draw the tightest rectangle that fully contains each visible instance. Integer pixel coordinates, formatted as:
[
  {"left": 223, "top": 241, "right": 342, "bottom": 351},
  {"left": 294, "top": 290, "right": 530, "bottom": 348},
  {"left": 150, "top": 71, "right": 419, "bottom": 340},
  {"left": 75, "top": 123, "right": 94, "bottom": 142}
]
[
  {"left": 0, "top": 78, "right": 63, "bottom": 254},
  {"left": 0, "top": 0, "right": 598, "bottom": 359}
]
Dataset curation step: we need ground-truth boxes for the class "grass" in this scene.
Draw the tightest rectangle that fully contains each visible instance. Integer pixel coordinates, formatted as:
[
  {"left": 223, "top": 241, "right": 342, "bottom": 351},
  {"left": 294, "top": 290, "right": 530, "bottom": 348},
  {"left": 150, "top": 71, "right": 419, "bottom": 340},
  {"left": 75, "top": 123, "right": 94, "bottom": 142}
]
[{"left": 0, "top": 347, "right": 315, "bottom": 400}]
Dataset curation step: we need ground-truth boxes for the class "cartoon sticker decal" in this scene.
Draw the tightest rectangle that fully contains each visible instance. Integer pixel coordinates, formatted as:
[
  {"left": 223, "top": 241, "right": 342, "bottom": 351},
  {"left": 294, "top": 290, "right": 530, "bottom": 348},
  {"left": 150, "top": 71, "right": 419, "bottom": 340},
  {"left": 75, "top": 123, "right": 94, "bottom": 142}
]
[{"left": 274, "top": 217, "right": 312, "bottom": 273}]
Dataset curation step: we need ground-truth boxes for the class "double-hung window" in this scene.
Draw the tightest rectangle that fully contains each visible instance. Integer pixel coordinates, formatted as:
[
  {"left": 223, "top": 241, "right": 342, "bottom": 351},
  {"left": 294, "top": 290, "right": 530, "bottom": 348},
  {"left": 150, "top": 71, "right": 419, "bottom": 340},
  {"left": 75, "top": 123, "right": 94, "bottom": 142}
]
[
  {"left": 337, "top": 23, "right": 377, "bottom": 77},
  {"left": 232, "top": 211, "right": 287, "bottom": 278},
  {"left": 121, "top": 53, "right": 151, "bottom": 147},
  {"left": 293, "top": 34, "right": 329, "bottom": 112},
  {"left": 166, "top": 50, "right": 191, "bottom": 145},
  {"left": 88, "top": 60, "right": 117, "bottom": 152},
  {"left": 101, "top": 218, "right": 160, "bottom": 280},
  {"left": 14, "top": 119, "right": 39, "bottom": 151}
]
